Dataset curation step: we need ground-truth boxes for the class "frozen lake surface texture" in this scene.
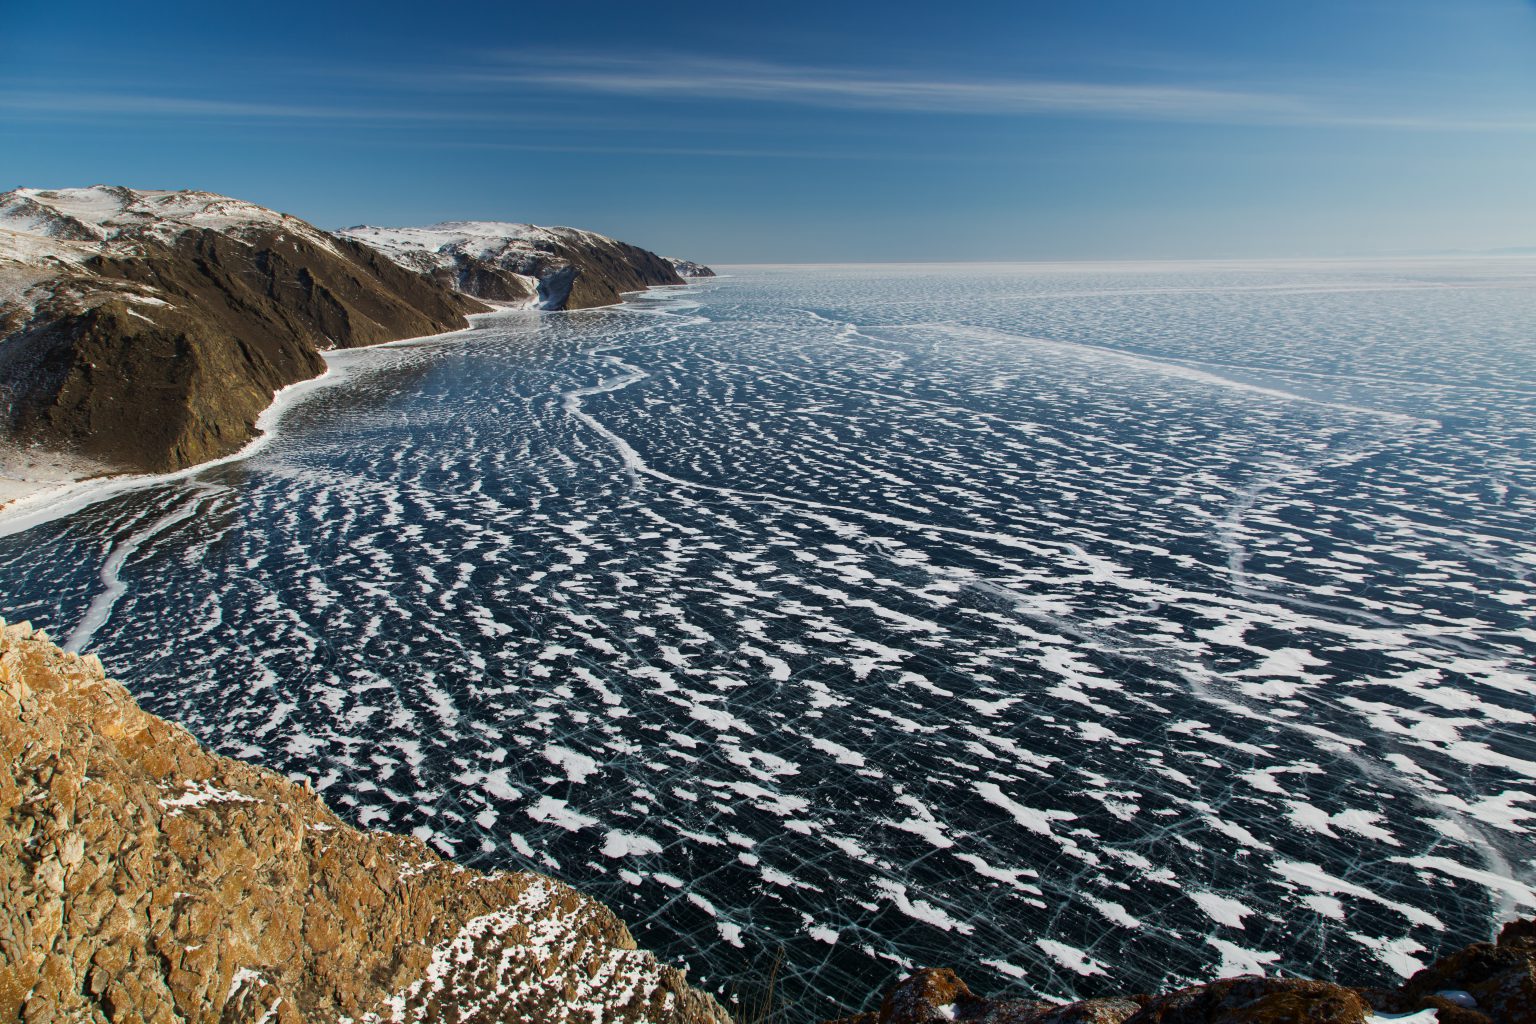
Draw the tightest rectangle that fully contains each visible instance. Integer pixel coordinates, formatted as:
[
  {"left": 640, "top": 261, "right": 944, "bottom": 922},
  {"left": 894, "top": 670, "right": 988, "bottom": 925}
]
[{"left": 3, "top": 261, "right": 1534, "bottom": 1017}]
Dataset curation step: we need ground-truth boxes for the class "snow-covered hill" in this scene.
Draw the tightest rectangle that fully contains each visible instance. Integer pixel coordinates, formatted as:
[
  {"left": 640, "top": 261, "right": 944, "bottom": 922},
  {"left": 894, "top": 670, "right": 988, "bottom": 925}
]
[
  {"left": 342, "top": 220, "right": 612, "bottom": 266},
  {"left": 0, "top": 184, "right": 344, "bottom": 257},
  {"left": 0, "top": 186, "right": 349, "bottom": 327},
  {"left": 0, "top": 186, "right": 484, "bottom": 475},
  {"left": 339, "top": 220, "right": 696, "bottom": 310},
  {"left": 0, "top": 185, "right": 712, "bottom": 484},
  {"left": 665, "top": 257, "right": 716, "bottom": 278}
]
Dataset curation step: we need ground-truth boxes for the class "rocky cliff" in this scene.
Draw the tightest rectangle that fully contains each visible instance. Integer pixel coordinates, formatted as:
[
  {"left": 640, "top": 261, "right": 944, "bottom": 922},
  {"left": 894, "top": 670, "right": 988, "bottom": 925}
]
[
  {"left": 666, "top": 258, "right": 716, "bottom": 279},
  {"left": 0, "top": 618, "right": 729, "bottom": 1024},
  {"left": 0, "top": 187, "right": 710, "bottom": 476},
  {"left": 336, "top": 222, "right": 702, "bottom": 310},
  {"left": 0, "top": 186, "right": 491, "bottom": 473},
  {"left": 831, "top": 928, "right": 1536, "bottom": 1024}
]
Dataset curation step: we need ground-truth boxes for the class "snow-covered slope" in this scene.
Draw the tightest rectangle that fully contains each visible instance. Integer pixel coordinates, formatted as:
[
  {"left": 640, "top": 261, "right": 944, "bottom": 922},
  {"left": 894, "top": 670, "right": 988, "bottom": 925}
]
[
  {"left": 341, "top": 222, "right": 552, "bottom": 304},
  {"left": 0, "top": 185, "right": 710, "bottom": 478},
  {"left": 0, "top": 186, "right": 485, "bottom": 474},
  {"left": 666, "top": 257, "right": 716, "bottom": 278},
  {"left": 339, "top": 220, "right": 695, "bottom": 310},
  {"left": 342, "top": 220, "right": 611, "bottom": 266},
  {"left": 0, "top": 186, "right": 351, "bottom": 328},
  {"left": 0, "top": 185, "right": 344, "bottom": 261}
]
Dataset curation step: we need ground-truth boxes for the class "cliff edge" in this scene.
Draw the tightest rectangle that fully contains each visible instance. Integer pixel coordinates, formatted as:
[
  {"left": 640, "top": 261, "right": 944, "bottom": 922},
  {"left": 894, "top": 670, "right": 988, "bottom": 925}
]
[
  {"left": 0, "top": 187, "right": 711, "bottom": 477},
  {"left": 666, "top": 258, "right": 715, "bottom": 279},
  {"left": 336, "top": 222, "right": 695, "bottom": 310},
  {"left": 0, "top": 619, "right": 729, "bottom": 1024},
  {"left": 0, "top": 186, "right": 493, "bottom": 474}
]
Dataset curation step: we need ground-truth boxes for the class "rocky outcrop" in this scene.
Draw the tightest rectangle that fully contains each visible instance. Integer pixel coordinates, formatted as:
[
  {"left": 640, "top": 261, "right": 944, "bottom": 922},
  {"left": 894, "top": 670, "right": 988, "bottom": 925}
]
[
  {"left": 666, "top": 258, "right": 715, "bottom": 279},
  {"left": 0, "top": 618, "right": 729, "bottom": 1024},
  {"left": 337, "top": 222, "right": 699, "bottom": 310},
  {"left": 0, "top": 186, "right": 491, "bottom": 473},
  {"left": 830, "top": 927, "right": 1536, "bottom": 1024},
  {"left": 0, "top": 188, "right": 712, "bottom": 476}
]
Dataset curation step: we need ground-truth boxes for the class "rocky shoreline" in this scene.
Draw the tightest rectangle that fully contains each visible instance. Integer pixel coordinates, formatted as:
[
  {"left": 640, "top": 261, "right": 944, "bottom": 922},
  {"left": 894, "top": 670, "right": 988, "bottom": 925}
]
[{"left": 0, "top": 186, "right": 709, "bottom": 477}]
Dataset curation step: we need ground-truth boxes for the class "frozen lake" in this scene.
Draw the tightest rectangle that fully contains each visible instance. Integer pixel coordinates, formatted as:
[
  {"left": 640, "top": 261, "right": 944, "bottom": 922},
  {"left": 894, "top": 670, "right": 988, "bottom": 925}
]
[{"left": 3, "top": 261, "right": 1534, "bottom": 1018}]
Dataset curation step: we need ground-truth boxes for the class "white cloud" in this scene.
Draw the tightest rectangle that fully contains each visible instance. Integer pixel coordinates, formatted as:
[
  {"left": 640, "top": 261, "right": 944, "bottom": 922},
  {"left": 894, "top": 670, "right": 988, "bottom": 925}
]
[
  {"left": 5, "top": 55, "right": 1533, "bottom": 135},
  {"left": 0, "top": 92, "right": 362, "bottom": 119},
  {"left": 469, "top": 53, "right": 1536, "bottom": 132},
  {"left": 472, "top": 54, "right": 1305, "bottom": 120}
]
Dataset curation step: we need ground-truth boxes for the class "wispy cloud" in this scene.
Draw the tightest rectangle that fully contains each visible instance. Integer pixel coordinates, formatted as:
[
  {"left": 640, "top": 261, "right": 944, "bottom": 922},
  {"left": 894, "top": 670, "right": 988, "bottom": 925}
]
[
  {"left": 0, "top": 91, "right": 550, "bottom": 125},
  {"left": 5, "top": 56, "right": 1533, "bottom": 136},
  {"left": 471, "top": 54, "right": 1307, "bottom": 121},
  {"left": 432, "top": 139, "right": 953, "bottom": 160},
  {"left": 465, "top": 52, "right": 1536, "bottom": 133},
  {"left": 0, "top": 92, "right": 370, "bottom": 120}
]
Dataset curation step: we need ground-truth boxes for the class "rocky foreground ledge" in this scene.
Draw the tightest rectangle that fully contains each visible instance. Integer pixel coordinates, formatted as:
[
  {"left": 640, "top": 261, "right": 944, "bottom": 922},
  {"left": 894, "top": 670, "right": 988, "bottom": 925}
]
[
  {"left": 4, "top": 616, "right": 1528, "bottom": 1024},
  {"left": 0, "top": 620, "right": 728, "bottom": 1024},
  {"left": 829, "top": 926, "right": 1536, "bottom": 1024}
]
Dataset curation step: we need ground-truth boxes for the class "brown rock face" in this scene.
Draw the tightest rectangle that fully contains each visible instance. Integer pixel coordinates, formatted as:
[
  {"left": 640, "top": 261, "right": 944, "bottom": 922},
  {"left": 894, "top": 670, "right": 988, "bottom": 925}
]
[
  {"left": 880, "top": 967, "right": 983, "bottom": 1023},
  {"left": 1, "top": 205, "right": 489, "bottom": 473},
  {"left": 1, "top": 188, "right": 709, "bottom": 477},
  {"left": 338, "top": 222, "right": 692, "bottom": 312},
  {"left": 1399, "top": 931, "right": 1536, "bottom": 1024},
  {"left": 1123, "top": 978, "right": 1370, "bottom": 1024},
  {"left": 665, "top": 258, "right": 715, "bottom": 279},
  {"left": 829, "top": 927, "right": 1536, "bottom": 1024},
  {"left": 823, "top": 967, "right": 1101, "bottom": 1024},
  {"left": 1039, "top": 998, "right": 1147, "bottom": 1024},
  {"left": 1501, "top": 922, "right": 1536, "bottom": 950},
  {"left": 0, "top": 620, "right": 728, "bottom": 1024},
  {"left": 490, "top": 231, "right": 687, "bottom": 311}
]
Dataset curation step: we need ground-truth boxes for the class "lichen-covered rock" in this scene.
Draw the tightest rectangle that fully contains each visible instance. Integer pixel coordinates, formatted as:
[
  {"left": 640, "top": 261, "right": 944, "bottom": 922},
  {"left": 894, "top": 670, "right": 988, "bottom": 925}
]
[
  {"left": 878, "top": 968, "right": 985, "bottom": 1023},
  {"left": 1035, "top": 997, "right": 1145, "bottom": 1024},
  {"left": 827, "top": 967, "right": 1063, "bottom": 1024},
  {"left": 0, "top": 619, "right": 728, "bottom": 1024},
  {"left": 1501, "top": 922, "right": 1536, "bottom": 951},
  {"left": 1406, "top": 945, "right": 1534, "bottom": 999}
]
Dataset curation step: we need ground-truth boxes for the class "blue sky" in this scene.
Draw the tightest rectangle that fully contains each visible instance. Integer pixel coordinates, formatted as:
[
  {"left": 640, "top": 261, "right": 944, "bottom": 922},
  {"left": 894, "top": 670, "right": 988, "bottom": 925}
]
[{"left": 3, "top": 0, "right": 1535, "bottom": 262}]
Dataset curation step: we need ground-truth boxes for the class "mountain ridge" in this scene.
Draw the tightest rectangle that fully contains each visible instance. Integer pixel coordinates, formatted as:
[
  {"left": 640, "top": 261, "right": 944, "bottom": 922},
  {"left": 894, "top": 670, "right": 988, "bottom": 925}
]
[
  {"left": 0, "top": 186, "right": 710, "bottom": 477},
  {"left": 337, "top": 220, "right": 688, "bottom": 310}
]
